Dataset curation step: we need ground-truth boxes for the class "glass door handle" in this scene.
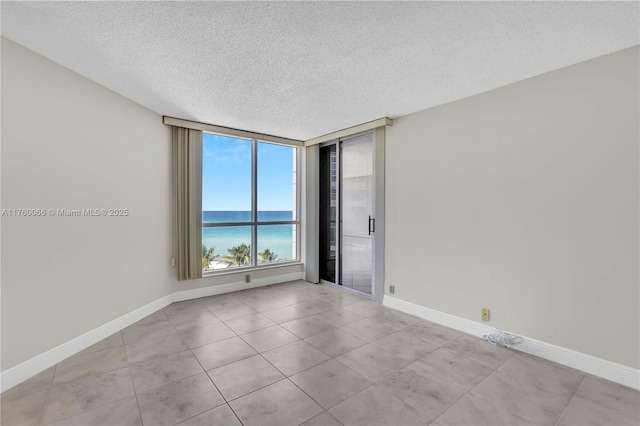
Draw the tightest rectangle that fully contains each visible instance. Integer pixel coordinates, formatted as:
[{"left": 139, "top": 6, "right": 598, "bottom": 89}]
[{"left": 368, "top": 216, "right": 375, "bottom": 235}]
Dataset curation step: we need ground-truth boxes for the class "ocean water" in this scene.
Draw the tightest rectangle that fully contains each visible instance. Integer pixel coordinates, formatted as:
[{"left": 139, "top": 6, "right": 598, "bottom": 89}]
[{"left": 202, "top": 211, "right": 295, "bottom": 261}]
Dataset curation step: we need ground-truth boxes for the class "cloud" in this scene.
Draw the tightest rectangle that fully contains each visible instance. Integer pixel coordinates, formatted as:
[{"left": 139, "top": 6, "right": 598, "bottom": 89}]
[{"left": 204, "top": 134, "right": 251, "bottom": 163}]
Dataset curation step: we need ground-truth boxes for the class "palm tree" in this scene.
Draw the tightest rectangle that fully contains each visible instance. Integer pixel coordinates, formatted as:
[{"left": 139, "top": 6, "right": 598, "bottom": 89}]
[
  {"left": 202, "top": 244, "right": 217, "bottom": 270},
  {"left": 225, "top": 244, "right": 251, "bottom": 266},
  {"left": 259, "top": 248, "right": 278, "bottom": 263}
]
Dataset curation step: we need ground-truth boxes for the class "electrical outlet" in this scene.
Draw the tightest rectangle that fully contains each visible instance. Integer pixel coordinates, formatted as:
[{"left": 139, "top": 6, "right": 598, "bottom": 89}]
[
  {"left": 245, "top": 274, "right": 251, "bottom": 283},
  {"left": 482, "top": 308, "right": 490, "bottom": 321},
  {"left": 389, "top": 285, "right": 395, "bottom": 294}
]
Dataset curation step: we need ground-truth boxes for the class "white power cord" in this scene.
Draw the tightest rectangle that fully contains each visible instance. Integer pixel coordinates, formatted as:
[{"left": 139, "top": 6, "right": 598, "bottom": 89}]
[{"left": 483, "top": 328, "right": 524, "bottom": 347}]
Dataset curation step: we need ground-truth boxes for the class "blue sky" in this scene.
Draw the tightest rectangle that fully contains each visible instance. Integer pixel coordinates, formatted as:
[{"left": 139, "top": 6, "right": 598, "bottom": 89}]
[{"left": 202, "top": 133, "right": 294, "bottom": 211}]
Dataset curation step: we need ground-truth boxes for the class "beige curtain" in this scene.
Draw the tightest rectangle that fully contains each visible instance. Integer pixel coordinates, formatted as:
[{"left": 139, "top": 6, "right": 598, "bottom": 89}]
[{"left": 172, "top": 127, "right": 203, "bottom": 281}]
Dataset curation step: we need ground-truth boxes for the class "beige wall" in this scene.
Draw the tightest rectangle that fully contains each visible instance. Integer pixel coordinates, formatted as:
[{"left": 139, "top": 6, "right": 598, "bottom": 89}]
[
  {"left": 386, "top": 46, "right": 639, "bottom": 368},
  {"left": 1, "top": 38, "right": 174, "bottom": 370}
]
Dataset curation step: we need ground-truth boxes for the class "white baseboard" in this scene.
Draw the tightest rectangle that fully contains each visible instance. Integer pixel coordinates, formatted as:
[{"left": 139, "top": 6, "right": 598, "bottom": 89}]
[
  {"left": 1, "top": 272, "right": 305, "bottom": 393},
  {"left": 172, "top": 272, "right": 305, "bottom": 302},
  {"left": 0, "top": 294, "right": 173, "bottom": 393},
  {"left": 383, "top": 295, "right": 640, "bottom": 391}
]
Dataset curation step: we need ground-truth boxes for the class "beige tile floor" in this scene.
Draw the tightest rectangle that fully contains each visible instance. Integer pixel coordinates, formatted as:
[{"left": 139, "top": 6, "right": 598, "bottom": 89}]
[{"left": 2, "top": 280, "right": 639, "bottom": 426}]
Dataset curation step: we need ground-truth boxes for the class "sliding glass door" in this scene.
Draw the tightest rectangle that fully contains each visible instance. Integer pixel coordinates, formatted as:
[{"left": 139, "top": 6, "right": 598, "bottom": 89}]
[{"left": 319, "top": 132, "right": 375, "bottom": 296}]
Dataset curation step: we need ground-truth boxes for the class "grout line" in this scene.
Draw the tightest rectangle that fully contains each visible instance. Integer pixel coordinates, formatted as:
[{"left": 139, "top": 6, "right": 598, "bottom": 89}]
[
  {"left": 228, "top": 403, "right": 246, "bottom": 426},
  {"left": 554, "top": 374, "right": 587, "bottom": 426},
  {"left": 429, "top": 351, "right": 509, "bottom": 424},
  {"left": 185, "top": 330, "right": 238, "bottom": 425},
  {"left": 285, "top": 375, "right": 334, "bottom": 416},
  {"left": 224, "top": 376, "right": 291, "bottom": 404},
  {"left": 192, "top": 349, "right": 228, "bottom": 403},
  {"left": 131, "top": 364, "right": 145, "bottom": 426},
  {"left": 41, "top": 345, "right": 142, "bottom": 425},
  {"left": 43, "top": 369, "right": 134, "bottom": 425},
  {"left": 39, "top": 363, "right": 57, "bottom": 426}
]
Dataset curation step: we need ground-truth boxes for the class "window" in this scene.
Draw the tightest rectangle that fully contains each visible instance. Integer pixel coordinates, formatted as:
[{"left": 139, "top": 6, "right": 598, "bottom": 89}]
[{"left": 202, "top": 132, "right": 299, "bottom": 272}]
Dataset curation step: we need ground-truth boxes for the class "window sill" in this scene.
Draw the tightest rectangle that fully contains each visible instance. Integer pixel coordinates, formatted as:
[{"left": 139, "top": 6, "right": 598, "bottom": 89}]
[{"left": 201, "top": 261, "right": 303, "bottom": 278}]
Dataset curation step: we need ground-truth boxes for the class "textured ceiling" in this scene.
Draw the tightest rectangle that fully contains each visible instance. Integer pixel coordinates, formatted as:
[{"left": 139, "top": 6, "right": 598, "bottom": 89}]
[{"left": 2, "top": 1, "right": 638, "bottom": 140}]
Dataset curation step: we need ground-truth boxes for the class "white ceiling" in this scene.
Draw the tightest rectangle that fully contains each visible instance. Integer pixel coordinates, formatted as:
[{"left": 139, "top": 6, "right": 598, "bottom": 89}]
[{"left": 2, "top": 1, "right": 638, "bottom": 141}]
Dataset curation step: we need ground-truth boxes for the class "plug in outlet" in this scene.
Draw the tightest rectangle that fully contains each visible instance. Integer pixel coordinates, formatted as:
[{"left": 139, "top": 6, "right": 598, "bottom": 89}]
[
  {"left": 481, "top": 308, "right": 490, "bottom": 321},
  {"left": 389, "top": 285, "right": 395, "bottom": 295},
  {"left": 245, "top": 274, "right": 251, "bottom": 283}
]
